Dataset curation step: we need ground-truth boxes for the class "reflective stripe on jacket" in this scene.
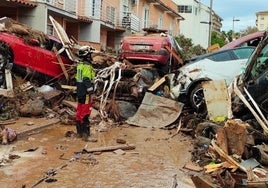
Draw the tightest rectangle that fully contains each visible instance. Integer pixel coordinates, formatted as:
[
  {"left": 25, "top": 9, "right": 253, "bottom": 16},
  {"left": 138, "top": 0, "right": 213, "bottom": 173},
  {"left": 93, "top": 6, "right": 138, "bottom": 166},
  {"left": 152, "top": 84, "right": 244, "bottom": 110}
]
[{"left": 75, "top": 62, "right": 95, "bottom": 82}]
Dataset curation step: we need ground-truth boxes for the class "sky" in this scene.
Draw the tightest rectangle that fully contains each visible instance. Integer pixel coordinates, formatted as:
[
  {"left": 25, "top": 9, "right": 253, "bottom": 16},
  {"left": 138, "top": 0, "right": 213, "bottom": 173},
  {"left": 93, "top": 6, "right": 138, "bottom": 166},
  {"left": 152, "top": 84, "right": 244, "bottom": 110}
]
[{"left": 200, "top": 0, "right": 267, "bottom": 32}]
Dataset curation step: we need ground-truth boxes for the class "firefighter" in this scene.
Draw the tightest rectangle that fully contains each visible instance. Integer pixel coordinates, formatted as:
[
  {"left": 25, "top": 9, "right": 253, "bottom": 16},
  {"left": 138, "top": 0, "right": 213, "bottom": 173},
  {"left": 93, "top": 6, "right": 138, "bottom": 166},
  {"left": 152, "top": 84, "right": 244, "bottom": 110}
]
[{"left": 75, "top": 46, "right": 97, "bottom": 142}]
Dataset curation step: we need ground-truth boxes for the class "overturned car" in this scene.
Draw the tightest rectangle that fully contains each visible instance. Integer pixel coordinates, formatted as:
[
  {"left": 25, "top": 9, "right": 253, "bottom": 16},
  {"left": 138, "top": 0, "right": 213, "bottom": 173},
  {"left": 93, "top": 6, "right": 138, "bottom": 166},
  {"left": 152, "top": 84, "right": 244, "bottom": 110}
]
[{"left": 0, "top": 17, "right": 76, "bottom": 89}]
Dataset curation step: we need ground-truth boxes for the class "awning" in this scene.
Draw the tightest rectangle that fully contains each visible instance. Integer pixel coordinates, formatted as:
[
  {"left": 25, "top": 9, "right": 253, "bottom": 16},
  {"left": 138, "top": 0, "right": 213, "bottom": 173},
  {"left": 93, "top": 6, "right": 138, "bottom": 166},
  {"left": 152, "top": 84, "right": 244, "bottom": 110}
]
[{"left": 77, "top": 16, "right": 93, "bottom": 23}]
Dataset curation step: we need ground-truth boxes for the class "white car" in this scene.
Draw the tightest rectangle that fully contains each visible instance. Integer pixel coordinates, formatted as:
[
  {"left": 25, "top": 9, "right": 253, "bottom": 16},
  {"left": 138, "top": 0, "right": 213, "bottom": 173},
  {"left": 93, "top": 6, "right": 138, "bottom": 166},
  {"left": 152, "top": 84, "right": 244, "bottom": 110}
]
[{"left": 169, "top": 46, "right": 255, "bottom": 113}]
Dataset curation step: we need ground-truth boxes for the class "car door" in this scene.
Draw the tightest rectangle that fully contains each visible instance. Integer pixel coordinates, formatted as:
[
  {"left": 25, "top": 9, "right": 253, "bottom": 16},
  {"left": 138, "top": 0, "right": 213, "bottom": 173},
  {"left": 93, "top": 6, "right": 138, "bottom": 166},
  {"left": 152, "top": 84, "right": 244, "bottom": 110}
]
[{"left": 244, "top": 43, "right": 268, "bottom": 113}]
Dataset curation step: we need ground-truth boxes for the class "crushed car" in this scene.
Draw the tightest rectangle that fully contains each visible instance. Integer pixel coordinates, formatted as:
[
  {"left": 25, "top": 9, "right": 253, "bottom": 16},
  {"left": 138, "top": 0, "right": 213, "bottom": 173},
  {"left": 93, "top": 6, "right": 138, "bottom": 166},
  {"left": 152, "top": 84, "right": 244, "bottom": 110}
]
[
  {"left": 231, "top": 30, "right": 268, "bottom": 121},
  {"left": 0, "top": 16, "right": 76, "bottom": 89},
  {"left": 168, "top": 46, "right": 256, "bottom": 113},
  {"left": 119, "top": 28, "right": 183, "bottom": 76}
]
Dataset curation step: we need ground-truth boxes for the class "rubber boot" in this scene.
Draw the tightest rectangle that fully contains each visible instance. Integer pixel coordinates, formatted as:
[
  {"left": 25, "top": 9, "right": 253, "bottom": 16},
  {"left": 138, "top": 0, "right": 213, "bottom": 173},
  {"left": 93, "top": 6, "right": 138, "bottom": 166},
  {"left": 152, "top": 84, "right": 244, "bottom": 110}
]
[
  {"left": 82, "top": 123, "right": 97, "bottom": 142},
  {"left": 76, "top": 122, "right": 83, "bottom": 138}
]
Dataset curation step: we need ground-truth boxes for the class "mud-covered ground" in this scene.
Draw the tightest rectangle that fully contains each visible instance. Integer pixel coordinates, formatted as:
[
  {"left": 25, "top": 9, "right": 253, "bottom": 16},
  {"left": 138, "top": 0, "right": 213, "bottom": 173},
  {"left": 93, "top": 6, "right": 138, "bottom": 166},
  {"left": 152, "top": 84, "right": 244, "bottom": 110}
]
[{"left": 0, "top": 120, "right": 198, "bottom": 188}]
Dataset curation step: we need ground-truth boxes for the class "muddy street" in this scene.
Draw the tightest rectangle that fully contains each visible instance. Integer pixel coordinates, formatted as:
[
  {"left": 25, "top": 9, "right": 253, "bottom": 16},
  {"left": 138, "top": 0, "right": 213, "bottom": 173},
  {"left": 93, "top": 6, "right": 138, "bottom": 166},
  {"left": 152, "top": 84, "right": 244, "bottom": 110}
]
[{"left": 0, "top": 119, "right": 196, "bottom": 188}]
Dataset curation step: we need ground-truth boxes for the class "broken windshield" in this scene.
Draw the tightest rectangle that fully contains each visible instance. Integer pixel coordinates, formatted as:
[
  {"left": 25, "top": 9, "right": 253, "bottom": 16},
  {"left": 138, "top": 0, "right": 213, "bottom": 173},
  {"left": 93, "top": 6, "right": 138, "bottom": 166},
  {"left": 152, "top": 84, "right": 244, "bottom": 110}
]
[{"left": 250, "top": 43, "right": 268, "bottom": 79}]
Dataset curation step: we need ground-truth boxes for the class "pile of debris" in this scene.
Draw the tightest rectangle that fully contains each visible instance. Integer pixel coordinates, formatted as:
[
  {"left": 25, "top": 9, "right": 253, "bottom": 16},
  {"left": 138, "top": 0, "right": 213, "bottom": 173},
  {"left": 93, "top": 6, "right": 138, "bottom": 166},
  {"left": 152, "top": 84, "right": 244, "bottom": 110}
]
[{"left": 0, "top": 17, "right": 268, "bottom": 187}]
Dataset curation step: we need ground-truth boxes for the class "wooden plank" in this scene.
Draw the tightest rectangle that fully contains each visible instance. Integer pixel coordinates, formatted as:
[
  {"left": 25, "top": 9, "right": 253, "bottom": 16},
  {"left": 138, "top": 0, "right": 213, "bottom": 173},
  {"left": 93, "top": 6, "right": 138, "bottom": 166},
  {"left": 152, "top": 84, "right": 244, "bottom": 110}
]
[
  {"left": 62, "top": 100, "right": 77, "bottom": 109},
  {"left": 216, "top": 127, "right": 228, "bottom": 155},
  {"left": 211, "top": 140, "right": 247, "bottom": 173},
  {"left": 148, "top": 76, "right": 166, "bottom": 91},
  {"left": 53, "top": 47, "right": 69, "bottom": 80},
  {"left": 191, "top": 175, "right": 217, "bottom": 188},
  {"left": 49, "top": 16, "right": 76, "bottom": 61},
  {"left": 183, "top": 164, "right": 203, "bottom": 172},
  {"left": 61, "top": 85, "right": 76, "bottom": 90},
  {"left": 85, "top": 144, "right": 136, "bottom": 153},
  {"left": 165, "top": 46, "right": 184, "bottom": 65}
]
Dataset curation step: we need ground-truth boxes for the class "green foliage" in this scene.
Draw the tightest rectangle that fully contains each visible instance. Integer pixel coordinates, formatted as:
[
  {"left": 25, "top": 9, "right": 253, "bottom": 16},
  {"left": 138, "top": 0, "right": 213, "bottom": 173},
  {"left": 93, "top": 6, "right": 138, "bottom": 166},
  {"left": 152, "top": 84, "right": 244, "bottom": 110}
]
[
  {"left": 174, "top": 34, "right": 206, "bottom": 61},
  {"left": 221, "top": 26, "right": 258, "bottom": 43},
  {"left": 211, "top": 31, "right": 225, "bottom": 47},
  {"left": 240, "top": 26, "right": 258, "bottom": 36}
]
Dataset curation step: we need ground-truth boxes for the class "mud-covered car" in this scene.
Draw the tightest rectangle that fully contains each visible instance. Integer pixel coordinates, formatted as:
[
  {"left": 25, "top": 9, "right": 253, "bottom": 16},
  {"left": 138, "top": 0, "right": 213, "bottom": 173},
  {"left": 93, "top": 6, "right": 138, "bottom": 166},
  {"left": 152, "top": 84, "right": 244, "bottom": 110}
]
[
  {"left": 170, "top": 46, "right": 256, "bottom": 112},
  {"left": 119, "top": 29, "right": 182, "bottom": 75},
  {"left": 234, "top": 30, "right": 268, "bottom": 116},
  {"left": 0, "top": 17, "right": 74, "bottom": 88}
]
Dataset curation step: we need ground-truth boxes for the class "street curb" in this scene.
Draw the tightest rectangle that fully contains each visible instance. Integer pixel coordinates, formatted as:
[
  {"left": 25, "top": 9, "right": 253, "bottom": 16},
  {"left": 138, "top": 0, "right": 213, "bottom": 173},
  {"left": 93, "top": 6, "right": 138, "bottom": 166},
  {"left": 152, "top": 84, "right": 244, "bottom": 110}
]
[
  {"left": 17, "top": 119, "right": 61, "bottom": 139},
  {"left": 6, "top": 117, "right": 61, "bottom": 139}
]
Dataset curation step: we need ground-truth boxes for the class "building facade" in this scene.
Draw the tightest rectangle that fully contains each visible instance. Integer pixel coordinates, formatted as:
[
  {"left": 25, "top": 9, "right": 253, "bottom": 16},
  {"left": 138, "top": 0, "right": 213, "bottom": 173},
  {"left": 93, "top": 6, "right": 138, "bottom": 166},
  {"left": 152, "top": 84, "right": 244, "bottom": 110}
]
[
  {"left": 0, "top": 0, "right": 183, "bottom": 52},
  {"left": 256, "top": 11, "right": 268, "bottom": 31},
  {"left": 172, "top": 0, "right": 222, "bottom": 48},
  {"left": 99, "top": 0, "right": 184, "bottom": 52}
]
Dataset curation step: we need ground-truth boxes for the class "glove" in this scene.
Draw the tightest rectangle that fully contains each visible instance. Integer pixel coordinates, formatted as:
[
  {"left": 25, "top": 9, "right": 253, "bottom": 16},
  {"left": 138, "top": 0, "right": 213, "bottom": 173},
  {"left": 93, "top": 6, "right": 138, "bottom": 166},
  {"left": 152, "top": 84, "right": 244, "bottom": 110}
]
[{"left": 87, "top": 86, "right": 94, "bottom": 94}]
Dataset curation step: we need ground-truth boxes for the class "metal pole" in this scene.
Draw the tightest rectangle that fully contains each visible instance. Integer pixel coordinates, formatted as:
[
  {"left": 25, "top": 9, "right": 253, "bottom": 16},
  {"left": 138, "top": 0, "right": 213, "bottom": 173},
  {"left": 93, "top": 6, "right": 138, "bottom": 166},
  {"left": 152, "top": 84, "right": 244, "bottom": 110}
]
[
  {"left": 208, "top": 0, "right": 213, "bottom": 47},
  {"left": 232, "top": 17, "right": 235, "bottom": 32},
  {"left": 232, "top": 17, "right": 240, "bottom": 40}
]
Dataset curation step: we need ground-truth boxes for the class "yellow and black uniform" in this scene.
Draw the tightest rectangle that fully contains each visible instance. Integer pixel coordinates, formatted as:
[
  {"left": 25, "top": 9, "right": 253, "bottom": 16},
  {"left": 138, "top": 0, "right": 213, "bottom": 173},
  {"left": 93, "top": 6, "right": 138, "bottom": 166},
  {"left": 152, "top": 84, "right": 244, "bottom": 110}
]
[
  {"left": 76, "top": 61, "right": 95, "bottom": 103},
  {"left": 75, "top": 59, "right": 95, "bottom": 141}
]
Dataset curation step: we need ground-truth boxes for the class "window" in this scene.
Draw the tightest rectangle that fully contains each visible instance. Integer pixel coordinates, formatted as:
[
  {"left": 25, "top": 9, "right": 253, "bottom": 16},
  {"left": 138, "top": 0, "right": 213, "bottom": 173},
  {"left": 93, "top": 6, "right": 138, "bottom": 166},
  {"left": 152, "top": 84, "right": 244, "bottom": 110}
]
[
  {"left": 158, "top": 14, "right": 163, "bottom": 29},
  {"left": 92, "top": 0, "right": 95, "bottom": 16},
  {"left": 47, "top": 23, "right": 53, "bottom": 35},
  {"left": 177, "top": 5, "right": 192, "bottom": 13},
  {"left": 209, "top": 52, "right": 233, "bottom": 61},
  {"left": 144, "top": 8, "right": 149, "bottom": 28},
  {"left": 106, "top": 6, "right": 116, "bottom": 25},
  {"left": 233, "top": 47, "right": 255, "bottom": 59},
  {"left": 251, "top": 43, "right": 268, "bottom": 79}
]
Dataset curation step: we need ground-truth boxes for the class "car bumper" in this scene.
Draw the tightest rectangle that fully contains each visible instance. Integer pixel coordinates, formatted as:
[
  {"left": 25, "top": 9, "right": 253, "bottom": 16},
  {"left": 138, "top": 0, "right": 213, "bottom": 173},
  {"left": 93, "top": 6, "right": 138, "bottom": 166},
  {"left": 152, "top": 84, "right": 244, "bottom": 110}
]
[{"left": 119, "top": 51, "right": 169, "bottom": 65}]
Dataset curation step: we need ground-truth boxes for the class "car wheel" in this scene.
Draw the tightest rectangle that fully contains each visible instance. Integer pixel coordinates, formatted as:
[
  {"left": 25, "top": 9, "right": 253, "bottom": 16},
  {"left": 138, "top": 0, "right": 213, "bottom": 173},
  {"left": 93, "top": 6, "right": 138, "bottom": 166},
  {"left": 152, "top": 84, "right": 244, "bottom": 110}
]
[
  {"left": 0, "top": 42, "right": 12, "bottom": 71},
  {"left": 189, "top": 84, "right": 207, "bottom": 114}
]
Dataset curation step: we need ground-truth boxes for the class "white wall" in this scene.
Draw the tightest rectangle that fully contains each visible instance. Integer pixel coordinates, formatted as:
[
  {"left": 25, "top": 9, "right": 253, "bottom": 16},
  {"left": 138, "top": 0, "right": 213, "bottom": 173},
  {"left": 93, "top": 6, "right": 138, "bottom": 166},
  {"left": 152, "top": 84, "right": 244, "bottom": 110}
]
[
  {"left": 20, "top": 4, "right": 48, "bottom": 33},
  {"left": 173, "top": 0, "right": 210, "bottom": 48},
  {"left": 79, "top": 21, "right": 100, "bottom": 43}
]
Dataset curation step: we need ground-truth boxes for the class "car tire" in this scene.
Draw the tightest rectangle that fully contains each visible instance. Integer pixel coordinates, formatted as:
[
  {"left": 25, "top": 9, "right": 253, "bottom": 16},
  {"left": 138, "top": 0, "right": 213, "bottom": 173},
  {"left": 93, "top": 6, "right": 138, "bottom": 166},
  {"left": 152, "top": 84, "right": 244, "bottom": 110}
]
[
  {"left": 189, "top": 84, "right": 207, "bottom": 114},
  {"left": 0, "top": 42, "right": 12, "bottom": 71},
  {"left": 0, "top": 42, "right": 13, "bottom": 88}
]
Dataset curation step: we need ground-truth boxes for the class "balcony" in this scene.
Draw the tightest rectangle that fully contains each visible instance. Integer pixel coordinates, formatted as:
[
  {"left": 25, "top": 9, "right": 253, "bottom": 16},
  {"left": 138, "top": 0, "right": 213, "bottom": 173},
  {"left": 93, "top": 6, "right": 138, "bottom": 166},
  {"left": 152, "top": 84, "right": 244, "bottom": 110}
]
[
  {"left": 120, "top": 13, "right": 141, "bottom": 32},
  {"left": 100, "top": 1, "right": 141, "bottom": 32},
  {"left": 36, "top": 0, "right": 77, "bottom": 15}
]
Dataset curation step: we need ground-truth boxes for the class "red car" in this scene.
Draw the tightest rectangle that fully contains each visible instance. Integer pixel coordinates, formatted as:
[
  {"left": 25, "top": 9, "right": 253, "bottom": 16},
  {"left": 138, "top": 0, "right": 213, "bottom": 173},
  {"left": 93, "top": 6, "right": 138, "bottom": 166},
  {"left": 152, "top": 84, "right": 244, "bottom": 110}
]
[
  {"left": 220, "top": 31, "right": 265, "bottom": 50},
  {"left": 119, "top": 30, "right": 182, "bottom": 74},
  {"left": 0, "top": 31, "right": 74, "bottom": 79}
]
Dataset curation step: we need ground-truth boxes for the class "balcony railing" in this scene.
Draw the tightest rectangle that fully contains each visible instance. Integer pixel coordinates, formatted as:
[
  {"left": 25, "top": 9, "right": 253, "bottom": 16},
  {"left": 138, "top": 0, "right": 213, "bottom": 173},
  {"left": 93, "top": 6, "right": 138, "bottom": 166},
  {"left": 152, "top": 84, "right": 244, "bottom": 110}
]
[
  {"left": 35, "top": 0, "right": 77, "bottom": 15},
  {"left": 121, "top": 13, "right": 141, "bottom": 32}
]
